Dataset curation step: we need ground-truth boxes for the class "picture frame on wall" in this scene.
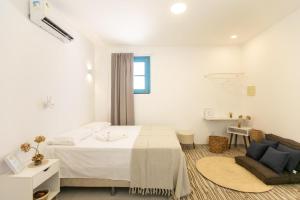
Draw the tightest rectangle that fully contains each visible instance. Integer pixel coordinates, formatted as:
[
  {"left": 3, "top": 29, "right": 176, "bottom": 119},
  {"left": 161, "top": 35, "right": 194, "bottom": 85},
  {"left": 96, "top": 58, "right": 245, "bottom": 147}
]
[{"left": 4, "top": 153, "right": 25, "bottom": 174}]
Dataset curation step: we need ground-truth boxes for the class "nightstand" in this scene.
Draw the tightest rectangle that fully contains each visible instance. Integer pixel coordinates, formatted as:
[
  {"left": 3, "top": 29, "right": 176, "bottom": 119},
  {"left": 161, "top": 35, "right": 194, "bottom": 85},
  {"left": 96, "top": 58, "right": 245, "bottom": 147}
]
[{"left": 0, "top": 159, "right": 60, "bottom": 200}]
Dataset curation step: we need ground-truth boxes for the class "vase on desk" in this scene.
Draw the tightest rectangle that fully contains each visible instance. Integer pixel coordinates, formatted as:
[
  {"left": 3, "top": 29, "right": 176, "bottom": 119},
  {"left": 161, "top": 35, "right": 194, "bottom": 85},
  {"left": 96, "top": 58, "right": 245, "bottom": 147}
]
[{"left": 237, "top": 121, "right": 242, "bottom": 128}]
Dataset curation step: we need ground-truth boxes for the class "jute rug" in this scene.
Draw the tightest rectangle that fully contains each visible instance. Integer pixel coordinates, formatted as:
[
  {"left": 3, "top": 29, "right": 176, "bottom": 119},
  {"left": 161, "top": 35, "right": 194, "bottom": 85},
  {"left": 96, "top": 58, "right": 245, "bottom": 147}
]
[
  {"left": 195, "top": 156, "right": 273, "bottom": 193},
  {"left": 182, "top": 145, "right": 300, "bottom": 200}
]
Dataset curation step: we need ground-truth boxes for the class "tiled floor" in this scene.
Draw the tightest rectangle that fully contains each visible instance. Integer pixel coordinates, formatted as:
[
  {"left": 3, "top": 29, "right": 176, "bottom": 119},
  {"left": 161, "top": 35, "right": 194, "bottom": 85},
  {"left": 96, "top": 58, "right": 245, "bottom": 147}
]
[{"left": 57, "top": 187, "right": 167, "bottom": 200}]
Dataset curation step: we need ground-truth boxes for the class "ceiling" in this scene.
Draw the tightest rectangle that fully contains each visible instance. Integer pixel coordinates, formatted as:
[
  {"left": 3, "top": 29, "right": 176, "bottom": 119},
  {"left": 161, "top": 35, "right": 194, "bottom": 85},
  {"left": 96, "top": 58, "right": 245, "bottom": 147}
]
[{"left": 50, "top": 0, "right": 300, "bottom": 46}]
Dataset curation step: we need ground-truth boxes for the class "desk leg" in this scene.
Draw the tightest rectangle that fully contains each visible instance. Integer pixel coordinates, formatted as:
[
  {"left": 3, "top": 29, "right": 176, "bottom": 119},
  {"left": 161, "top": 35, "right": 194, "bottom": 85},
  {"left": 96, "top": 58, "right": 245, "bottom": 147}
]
[
  {"left": 229, "top": 133, "right": 233, "bottom": 149},
  {"left": 234, "top": 134, "right": 238, "bottom": 147},
  {"left": 248, "top": 136, "right": 251, "bottom": 144},
  {"left": 243, "top": 136, "right": 248, "bottom": 150}
]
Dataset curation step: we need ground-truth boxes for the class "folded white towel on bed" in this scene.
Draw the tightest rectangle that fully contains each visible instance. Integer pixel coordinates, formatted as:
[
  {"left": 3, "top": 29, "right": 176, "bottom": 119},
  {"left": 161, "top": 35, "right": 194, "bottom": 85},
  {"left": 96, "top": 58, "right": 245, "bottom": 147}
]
[
  {"left": 48, "top": 128, "right": 93, "bottom": 146},
  {"left": 82, "top": 122, "right": 111, "bottom": 133},
  {"left": 95, "top": 130, "right": 128, "bottom": 142}
]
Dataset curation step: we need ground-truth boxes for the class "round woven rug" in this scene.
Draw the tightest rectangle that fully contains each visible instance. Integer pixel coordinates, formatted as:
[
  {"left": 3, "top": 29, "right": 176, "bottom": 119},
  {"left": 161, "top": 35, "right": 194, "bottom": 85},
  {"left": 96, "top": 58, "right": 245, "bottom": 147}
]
[{"left": 196, "top": 157, "right": 273, "bottom": 193}]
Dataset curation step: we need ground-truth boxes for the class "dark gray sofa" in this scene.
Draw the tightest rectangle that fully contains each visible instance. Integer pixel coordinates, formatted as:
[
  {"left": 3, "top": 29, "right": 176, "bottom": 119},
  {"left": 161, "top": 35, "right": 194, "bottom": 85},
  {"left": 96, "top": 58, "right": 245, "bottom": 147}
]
[{"left": 235, "top": 134, "right": 300, "bottom": 185}]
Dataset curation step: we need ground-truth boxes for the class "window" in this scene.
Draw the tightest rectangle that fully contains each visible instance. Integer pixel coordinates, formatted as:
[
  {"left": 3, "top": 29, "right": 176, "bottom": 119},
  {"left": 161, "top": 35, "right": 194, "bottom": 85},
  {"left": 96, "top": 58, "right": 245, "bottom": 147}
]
[{"left": 133, "top": 56, "right": 151, "bottom": 94}]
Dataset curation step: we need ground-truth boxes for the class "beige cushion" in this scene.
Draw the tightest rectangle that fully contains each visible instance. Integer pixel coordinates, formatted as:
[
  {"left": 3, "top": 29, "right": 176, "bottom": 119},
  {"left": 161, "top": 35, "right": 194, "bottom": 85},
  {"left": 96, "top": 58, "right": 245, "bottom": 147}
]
[{"left": 177, "top": 131, "right": 194, "bottom": 144}]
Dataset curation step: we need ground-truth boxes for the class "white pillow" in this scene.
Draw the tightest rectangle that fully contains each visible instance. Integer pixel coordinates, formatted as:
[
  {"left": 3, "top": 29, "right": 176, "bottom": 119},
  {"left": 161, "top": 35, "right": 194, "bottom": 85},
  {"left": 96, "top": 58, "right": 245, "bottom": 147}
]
[{"left": 48, "top": 128, "right": 92, "bottom": 146}]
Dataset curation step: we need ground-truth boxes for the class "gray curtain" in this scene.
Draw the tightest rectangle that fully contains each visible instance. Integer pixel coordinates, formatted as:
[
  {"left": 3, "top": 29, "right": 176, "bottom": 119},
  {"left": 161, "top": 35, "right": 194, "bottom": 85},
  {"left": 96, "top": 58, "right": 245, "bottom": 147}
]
[{"left": 111, "top": 53, "right": 135, "bottom": 125}]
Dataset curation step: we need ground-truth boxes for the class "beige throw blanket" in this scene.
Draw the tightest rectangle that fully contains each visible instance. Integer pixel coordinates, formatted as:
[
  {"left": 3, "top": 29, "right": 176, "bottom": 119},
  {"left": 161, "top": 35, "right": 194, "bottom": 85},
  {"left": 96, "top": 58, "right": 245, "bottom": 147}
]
[{"left": 130, "top": 126, "right": 191, "bottom": 199}]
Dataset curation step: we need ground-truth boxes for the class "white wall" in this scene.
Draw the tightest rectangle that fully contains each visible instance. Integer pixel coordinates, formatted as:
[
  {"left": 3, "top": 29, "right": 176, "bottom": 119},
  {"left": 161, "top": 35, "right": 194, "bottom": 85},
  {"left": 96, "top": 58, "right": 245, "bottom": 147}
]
[
  {"left": 94, "top": 7, "right": 300, "bottom": 145},
  {"left": 0, "top": 0, "right": 95, "bottom": 172},
  {"left": 242, "top": 9, "right": 300, "bottom": 142},
  {"left": 95, "top": 46, "right": 245, "bottom": 144},
  {"left": 95, "top": 45, "right": 111, "bottom": 121}
]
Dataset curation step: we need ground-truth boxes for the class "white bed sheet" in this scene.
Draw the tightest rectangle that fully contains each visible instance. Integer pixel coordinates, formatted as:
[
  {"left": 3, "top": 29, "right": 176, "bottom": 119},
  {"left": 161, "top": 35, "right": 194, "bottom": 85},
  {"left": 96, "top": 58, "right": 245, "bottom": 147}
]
[{"left": 45, "top": 126, "right": 141, "bottom": 181}]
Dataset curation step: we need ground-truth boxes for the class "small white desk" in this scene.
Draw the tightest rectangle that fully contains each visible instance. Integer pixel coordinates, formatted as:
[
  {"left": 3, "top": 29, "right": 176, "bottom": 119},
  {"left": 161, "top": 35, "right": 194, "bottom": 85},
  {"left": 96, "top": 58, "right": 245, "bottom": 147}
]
[
  {"left": 227, "top": 126, "right": 252, "bottom": 150},
  {"left": 0, "top": 159, "right": 60, "bottom": 200}
]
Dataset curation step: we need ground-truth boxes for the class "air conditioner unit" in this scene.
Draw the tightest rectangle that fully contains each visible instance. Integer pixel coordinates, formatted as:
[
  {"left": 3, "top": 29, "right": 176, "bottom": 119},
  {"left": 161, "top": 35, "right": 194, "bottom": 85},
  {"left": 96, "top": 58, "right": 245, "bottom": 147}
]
[{"left": 29, "top": 0, "right": 74, "bottom": 43}]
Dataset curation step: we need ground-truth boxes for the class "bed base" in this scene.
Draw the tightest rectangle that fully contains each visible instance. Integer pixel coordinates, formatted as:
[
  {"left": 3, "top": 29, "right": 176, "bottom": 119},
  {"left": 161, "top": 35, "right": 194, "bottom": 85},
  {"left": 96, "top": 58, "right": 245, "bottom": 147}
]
[{"left": 61, "top": 178, "right": 130, "bottom": 195}]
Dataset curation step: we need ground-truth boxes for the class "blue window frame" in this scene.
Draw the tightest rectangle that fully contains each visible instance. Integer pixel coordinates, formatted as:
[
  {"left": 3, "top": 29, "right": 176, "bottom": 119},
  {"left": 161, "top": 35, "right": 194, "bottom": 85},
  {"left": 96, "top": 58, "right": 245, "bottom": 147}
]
[{"left": 133, "top": 56, "right": 151, "bottom": 94}]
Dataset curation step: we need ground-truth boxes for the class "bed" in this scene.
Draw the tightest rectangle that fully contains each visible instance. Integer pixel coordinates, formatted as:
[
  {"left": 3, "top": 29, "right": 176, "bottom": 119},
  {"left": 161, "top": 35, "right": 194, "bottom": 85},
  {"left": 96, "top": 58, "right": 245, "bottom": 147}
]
[{"left": 45, "top": 123, "right": 191, "bottom": 199}]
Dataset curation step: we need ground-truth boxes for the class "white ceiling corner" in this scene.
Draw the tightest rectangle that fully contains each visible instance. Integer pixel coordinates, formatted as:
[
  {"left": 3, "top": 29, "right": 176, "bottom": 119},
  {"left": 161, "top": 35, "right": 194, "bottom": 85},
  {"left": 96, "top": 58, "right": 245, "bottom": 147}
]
[{"left": 50, "top": 0, "right": 300, "bottom": 46}]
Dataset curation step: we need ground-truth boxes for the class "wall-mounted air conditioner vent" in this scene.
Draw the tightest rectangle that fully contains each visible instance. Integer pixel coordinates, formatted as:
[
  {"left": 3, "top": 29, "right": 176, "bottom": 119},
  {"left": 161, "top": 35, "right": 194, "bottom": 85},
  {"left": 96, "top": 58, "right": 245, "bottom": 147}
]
[{"left": 29, "top": 0, "right": 74, "bottom": 43}]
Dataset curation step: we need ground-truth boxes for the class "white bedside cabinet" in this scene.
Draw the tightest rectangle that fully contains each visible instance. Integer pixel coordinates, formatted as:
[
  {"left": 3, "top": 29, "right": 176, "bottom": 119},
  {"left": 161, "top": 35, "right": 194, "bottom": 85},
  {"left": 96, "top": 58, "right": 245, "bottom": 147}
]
[{"left": 0, "top": 159, "right": 60, "bottom": 200}]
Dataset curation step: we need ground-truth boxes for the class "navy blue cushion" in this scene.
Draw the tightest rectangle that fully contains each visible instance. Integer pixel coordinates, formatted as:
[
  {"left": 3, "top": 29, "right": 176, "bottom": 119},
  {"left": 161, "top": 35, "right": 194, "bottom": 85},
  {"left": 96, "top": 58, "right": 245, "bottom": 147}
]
[
  {"left": 259, "top": 147, "right": 290, "bottom": 174},
  {"left": 261, "top": 139, "right": 279, "bottom": 148},
  {"left": 246, "top": 142, "right": 269, "bottom": 160},
  {"left": 277, "top": 144, "right": 300, "bottom": 172}
]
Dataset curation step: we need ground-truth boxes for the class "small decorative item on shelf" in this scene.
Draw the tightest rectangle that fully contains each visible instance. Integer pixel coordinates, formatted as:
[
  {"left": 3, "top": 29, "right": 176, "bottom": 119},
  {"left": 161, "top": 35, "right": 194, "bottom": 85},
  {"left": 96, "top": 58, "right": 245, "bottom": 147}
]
[
  {"left": 237, "top": 115, "right": 243, "bottom": 128},
  {"left": 33, "top": 190, "right": 49, "bottom": 200},
  {"left": 20, "top": 136, "right": 46, "bottom": 166},
  {"left": 237, "top": 115, "right": 252, "bottom": 128},
  {"left": 229, "top": 112, "right": 233, "bottom": 118}
]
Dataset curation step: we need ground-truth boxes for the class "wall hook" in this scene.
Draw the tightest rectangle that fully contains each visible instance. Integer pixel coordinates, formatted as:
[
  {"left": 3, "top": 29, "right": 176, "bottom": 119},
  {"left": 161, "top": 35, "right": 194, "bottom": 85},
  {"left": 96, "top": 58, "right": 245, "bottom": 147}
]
[{"left": 43, "top": 96, "right": 55, "bottom": 109}]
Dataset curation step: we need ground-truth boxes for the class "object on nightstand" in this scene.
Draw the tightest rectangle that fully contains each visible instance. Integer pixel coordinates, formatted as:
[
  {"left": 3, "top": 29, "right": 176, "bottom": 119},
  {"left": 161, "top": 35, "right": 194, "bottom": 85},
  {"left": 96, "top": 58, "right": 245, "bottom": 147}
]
[
  {"left": 4, "top": 153, "right": 25, "bottom": 174},
  {"left": 209, "top": 136, "right": 228, "bottom": 153},
  {"left": 34, "top": 190, "right": 49, "bottom": 200},
  {"left": 177, "top": 130, "right": 195, "bottom": 149},
  {"left": 20, "top": 135, "right": 46, "bottom": 166}
]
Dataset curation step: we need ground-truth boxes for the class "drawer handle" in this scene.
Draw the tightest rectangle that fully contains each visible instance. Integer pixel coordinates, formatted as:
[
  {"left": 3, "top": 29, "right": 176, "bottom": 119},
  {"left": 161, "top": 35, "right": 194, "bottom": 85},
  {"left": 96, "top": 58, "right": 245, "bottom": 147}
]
[{"left": 43, "top": 167, "right": 50, "bottom": 172}]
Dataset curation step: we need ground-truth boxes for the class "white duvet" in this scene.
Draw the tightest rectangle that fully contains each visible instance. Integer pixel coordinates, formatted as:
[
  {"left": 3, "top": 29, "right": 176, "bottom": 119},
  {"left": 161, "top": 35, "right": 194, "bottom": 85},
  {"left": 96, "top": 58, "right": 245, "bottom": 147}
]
[{"left": 45, "top": 125, "right": 141, "bottom": 181}]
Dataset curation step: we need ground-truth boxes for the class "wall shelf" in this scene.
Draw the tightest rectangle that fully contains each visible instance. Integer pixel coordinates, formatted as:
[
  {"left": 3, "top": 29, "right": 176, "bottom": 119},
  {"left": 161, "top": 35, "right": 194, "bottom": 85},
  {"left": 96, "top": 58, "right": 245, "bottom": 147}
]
[
  {"left": 204, "top": 117, "right": 239, "bottom": 121},
  {"left": 204, "top": 73, "right": 245, "bottom": 79}
]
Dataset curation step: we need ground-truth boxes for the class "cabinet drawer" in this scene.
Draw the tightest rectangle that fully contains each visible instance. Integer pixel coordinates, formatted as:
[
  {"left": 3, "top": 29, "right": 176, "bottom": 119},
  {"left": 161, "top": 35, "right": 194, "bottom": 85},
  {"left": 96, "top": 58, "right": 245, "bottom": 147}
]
[{"left": 33, "top": 161, "right": 59, "bottom": 188}]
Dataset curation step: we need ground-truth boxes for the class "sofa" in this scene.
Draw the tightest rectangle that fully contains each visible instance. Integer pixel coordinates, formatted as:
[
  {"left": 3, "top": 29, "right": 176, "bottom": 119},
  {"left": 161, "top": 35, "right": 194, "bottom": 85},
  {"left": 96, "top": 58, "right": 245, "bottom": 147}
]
[{"left": 235, "top": 134, "right": 300, "bottom": 185}]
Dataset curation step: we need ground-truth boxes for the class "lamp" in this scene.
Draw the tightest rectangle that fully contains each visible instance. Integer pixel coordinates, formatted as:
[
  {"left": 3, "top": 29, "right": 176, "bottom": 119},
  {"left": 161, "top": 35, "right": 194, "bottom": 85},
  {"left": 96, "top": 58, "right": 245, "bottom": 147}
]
[{"left": 86, "top": 62, "right": 93, "bottom": 82}]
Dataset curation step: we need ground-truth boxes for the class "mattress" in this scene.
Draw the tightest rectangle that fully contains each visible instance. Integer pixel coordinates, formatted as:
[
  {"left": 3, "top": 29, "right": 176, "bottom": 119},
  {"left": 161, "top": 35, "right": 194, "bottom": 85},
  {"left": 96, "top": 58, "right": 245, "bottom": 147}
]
[{"left": 45, "top": 126, "right": 141, "bottom": 181}]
